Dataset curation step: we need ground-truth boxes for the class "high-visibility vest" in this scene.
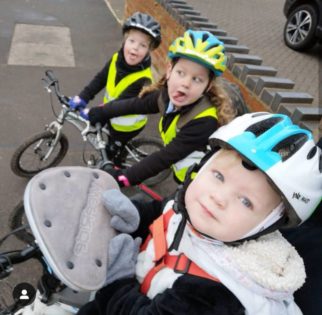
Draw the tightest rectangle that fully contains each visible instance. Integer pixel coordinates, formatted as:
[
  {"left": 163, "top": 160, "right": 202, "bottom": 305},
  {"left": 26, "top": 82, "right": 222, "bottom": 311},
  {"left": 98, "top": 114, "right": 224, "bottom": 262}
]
[
  {"left": 140, "top": 209, "right": 220, "bottom": 295},
  {"left": 159, "top": 102, "right": 217, "bottom": 182},
  {"left": 104, "top": 52, "right": 153, "bottom": 132}
]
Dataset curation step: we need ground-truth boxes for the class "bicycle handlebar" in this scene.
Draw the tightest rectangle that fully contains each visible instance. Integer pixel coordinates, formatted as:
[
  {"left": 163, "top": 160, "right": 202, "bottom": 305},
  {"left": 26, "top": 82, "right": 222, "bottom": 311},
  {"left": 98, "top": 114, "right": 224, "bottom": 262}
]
[
  {"left": 0, "top": 245, "right": 39, "bottom": 279},
  {"left": 45, "top": 70, "right": 56, "bottom": 82},
  {"left": 42, "top": 70, "right": 70, "bottom": 106}
]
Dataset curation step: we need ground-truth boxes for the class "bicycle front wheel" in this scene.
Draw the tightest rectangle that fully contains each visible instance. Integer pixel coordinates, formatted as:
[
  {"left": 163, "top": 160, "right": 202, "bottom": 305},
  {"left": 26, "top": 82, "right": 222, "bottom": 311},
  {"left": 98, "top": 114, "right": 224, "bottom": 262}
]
[
  {"left": 121, "top": 136, "right": 171, "bottom": 186},
  {"left": 10, "top": 131, "right": 69, "bottom": 178},
  {"left": 8, "top": 200, "right": 34, "bottom": 244}
]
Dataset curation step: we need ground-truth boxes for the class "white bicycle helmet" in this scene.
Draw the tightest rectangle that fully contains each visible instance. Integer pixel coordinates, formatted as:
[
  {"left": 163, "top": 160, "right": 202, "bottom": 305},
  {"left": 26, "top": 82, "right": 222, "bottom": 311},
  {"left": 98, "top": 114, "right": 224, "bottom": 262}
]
[{"left": 209, "top": 112, "right": 322, "bottom": 228}]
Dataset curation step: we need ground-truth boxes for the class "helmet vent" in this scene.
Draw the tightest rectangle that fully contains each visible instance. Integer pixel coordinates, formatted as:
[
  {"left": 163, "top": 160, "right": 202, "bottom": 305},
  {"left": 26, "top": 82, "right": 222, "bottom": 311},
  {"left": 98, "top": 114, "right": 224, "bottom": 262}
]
[
  {"left": 272, "top": 133, "right": 308, "bottom": 161},
  {"left": 246, "top": 117, "right": 282, "bottom": 137},
  {"left": 307, "top": 146, "right": 317, "bottom": 159},
  {"left": 201, "top": 33, "right": 221, "bottom": 52},
  {"left": 202, "top": 33, "right": 210, "bottom": 42}
]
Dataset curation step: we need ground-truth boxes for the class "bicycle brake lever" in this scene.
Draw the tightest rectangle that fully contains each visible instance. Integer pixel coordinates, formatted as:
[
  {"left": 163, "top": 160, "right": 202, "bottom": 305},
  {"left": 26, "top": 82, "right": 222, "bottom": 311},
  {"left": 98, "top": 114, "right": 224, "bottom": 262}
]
[{"left": 41, "top": 78, "right": 52, "bottom": 93}]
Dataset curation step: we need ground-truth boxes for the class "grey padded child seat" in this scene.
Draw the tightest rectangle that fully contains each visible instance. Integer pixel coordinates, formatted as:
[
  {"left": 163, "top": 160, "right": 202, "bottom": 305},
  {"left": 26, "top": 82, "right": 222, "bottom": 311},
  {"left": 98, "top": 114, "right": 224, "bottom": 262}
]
[{"left": 24, "top": 166, "right": 118, "bottom": 292}]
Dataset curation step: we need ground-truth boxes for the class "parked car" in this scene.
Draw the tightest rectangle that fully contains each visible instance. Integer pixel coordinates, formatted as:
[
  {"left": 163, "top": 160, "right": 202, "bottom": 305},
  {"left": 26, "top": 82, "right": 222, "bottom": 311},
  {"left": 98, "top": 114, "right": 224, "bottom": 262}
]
[{"left": 283, "top": 0, "right": 322, "bottom": 51}]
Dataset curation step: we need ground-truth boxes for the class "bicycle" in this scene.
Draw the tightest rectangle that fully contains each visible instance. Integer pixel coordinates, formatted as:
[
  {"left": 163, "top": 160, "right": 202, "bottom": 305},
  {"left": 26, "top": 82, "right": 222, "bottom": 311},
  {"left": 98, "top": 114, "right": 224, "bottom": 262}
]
[
  {"left": 10, "top": 70, "right": 171, "bottom": 186},
  {"left": 1, "top": 166, "right": 128, "bottom": 315},
  {"left": 9, "top": 70, "right": 170, "bottom": 244}
]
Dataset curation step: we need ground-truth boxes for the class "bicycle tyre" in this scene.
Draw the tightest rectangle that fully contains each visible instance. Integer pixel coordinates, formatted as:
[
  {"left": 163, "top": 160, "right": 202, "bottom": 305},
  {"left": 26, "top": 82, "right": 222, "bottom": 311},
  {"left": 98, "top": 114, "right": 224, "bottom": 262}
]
[
  {"left": 10, "top": 130, "right": 69, "bottom": 178},
  {"left": 8, "top": 200, "right": 34, "bottom": 244},
  {"left": 121, "top": 136, "right": 171, "bottom": 186}
]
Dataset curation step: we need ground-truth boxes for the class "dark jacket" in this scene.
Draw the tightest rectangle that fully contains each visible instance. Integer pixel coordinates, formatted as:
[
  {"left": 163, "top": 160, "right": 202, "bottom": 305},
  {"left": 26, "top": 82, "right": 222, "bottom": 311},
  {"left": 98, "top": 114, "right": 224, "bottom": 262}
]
[
  {"left": 89, "top": 87, "right": 218, "bottom": 184},
  {"left": 79, "top": 48, "right": 152, "bottom": 103}
]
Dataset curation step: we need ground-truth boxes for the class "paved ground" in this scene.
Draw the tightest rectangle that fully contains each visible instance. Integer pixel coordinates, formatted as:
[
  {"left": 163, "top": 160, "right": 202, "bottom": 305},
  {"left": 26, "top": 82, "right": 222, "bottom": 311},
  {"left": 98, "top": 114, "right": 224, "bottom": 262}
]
[
  {"left": 0, "top": 0, "right": 175, "bottom": 308},
  {"left": 0, "top": 0, "right": 121, "bottom": 305},
  {"left": 107, "top": 0, "right": 321, "bottom": 107},
  {"left": 186, "top": 0, "right": 321, "bottom": 107}
]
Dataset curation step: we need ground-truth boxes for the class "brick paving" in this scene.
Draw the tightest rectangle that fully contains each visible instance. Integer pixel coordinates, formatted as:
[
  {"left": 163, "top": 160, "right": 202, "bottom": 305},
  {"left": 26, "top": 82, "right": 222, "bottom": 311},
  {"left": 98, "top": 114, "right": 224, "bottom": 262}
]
[{"left": 185, "top": 0, "right": 321, "bottom": 106}]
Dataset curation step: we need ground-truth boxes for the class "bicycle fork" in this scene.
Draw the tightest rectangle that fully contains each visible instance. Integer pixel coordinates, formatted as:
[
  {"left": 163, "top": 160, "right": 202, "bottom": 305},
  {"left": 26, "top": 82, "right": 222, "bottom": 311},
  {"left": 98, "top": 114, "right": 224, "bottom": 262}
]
[{"left": 41, "top": 121, "right": 64, "bottom": 161}]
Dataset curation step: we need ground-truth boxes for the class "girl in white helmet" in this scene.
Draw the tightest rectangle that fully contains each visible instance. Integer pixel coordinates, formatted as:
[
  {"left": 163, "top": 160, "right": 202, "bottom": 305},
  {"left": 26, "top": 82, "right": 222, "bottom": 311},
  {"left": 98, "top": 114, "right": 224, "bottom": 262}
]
[{"left": 77, "top": 112, "right": 321, "bottom": 315}]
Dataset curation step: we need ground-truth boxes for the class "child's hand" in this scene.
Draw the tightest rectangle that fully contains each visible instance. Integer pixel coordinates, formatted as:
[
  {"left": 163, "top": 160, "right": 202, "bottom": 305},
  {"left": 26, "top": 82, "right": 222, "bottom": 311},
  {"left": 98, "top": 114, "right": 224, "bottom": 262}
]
[
  {"left": 105, "top": 168, "right": 130, "bottom": 188},
  {"left": 79, "top": 108, "right": 89, "bottom": 120},
  {"left": 103, "top": 189, "right": 139, "bottom": 233},
  {"left": 68, "top": 95, "right": 87, "bottom": 110},
  {"left": 105, "top": 234, "right": 141, "bottom": 286}
]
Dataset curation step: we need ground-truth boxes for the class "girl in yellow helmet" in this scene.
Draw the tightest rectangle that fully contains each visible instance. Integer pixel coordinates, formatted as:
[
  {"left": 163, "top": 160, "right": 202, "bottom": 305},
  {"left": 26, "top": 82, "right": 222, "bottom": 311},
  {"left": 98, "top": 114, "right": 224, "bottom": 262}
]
[{"left": 88, "top": 29, "right": 240, "bottom": 187}]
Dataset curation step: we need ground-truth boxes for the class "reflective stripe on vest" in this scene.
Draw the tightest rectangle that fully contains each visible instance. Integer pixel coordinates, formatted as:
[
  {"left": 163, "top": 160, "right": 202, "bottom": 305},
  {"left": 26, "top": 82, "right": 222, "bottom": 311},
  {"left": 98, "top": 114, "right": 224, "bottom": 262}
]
[
  {"left": 103, "top": 52, "right": 153, "bottom": 132},
  {"left": 159, "top": 106, "right": 217, "bottom": 182},
  {"left": 140, "top": 209, "right": 220, "bottom": 294}
]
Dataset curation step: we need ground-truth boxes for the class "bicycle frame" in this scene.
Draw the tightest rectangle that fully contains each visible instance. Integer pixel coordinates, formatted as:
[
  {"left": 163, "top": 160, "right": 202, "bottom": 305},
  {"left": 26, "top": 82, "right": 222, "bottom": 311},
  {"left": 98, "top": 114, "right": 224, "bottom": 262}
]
[
  {"left": 43, "top": 78, "right": 114, "bottom": 170},
  {"left": 44, "top": 86, "right": 140, "bottom": 170},
  {"left": 10, "top": 70, "right": 165, "bottom": 200}
]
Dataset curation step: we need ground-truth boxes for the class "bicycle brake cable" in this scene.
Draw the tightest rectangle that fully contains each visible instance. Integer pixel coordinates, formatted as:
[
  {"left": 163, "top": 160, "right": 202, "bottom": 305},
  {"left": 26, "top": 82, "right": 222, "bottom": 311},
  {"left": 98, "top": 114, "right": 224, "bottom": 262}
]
[
  {"left": 0, "top": 226, "right": 30, "bottom": 247},
  {"left": 49, "top": 92, "right": 60, "bottom": 119}
]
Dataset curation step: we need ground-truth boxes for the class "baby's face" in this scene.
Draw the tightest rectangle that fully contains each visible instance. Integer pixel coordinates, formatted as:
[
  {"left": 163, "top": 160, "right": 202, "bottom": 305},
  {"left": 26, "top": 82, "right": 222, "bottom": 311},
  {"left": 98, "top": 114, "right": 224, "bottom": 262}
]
[{"left": 185, "top": 149, "right": 281, "bottom": 242}]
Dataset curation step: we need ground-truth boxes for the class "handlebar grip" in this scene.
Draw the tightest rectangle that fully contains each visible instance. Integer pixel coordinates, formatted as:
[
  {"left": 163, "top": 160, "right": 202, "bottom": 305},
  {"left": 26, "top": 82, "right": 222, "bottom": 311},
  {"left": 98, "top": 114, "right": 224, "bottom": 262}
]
[
  {"left": 45, "top": 69, "right": 57, "bottom": 82},
  {"left": 0, "top": 256, "right": 11, "bottom": 279},
  {"left": 0, "top": 255, "right": 10, "bottom": 266}
]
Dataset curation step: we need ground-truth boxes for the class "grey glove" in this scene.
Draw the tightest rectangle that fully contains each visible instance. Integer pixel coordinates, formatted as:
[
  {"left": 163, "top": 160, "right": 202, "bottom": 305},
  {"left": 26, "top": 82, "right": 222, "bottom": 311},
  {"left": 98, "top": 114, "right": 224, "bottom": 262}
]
[
  {"left": 105, "top": 234, "right": 141, "bottom": 286},
  {"left": 102, "top": 189, "right": 140, "bottom": 233}
]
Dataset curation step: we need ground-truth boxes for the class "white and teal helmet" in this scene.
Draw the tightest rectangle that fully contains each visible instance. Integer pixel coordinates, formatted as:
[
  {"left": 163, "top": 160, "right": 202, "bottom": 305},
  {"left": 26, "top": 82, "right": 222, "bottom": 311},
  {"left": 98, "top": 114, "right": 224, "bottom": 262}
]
[{"left": 209, "top": 112, "right": 322, "bottom": 227}]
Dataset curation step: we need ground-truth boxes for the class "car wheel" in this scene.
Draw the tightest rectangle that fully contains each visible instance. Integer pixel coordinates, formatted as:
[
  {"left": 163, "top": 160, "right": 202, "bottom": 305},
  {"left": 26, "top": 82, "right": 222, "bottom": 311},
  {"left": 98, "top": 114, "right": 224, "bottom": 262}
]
[{"left": 283, "top": 4, "right": 318, "bottom": 51}]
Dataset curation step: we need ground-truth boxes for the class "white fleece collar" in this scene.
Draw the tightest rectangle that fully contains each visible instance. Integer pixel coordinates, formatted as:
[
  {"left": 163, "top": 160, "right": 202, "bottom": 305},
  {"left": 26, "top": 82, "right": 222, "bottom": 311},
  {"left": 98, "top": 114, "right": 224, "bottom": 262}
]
[
  {"left": 182, "top": 227, "right": 305, "bottom": 297},
  {"left": 144, "top": 201, "right": 305, "bottom": 314},
  {"left": 179, "top": 226, "right": 305, "bottom": 315}
]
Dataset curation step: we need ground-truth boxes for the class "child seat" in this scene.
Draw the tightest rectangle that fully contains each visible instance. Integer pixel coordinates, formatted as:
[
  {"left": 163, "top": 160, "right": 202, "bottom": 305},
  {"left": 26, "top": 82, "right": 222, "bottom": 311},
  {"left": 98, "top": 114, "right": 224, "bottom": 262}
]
[{"left": 24, "top": 166, "right": 118, "bottom": 292}]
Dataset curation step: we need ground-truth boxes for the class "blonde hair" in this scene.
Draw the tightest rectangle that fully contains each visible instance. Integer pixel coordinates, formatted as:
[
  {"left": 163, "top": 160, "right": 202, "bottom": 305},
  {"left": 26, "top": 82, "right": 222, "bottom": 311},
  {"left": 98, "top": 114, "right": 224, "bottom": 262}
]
[{"left": 139, "top": 73, "right": 237, "bottom": 126}]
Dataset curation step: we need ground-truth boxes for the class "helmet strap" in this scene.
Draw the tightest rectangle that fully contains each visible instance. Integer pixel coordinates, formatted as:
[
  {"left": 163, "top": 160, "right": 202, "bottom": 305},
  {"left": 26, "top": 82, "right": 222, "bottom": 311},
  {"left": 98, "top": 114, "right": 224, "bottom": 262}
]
[
  {"left": 225, "top": 215, "right": 288, "bottom": 246},
  {"left": 241, "top": 202, "right": 285, "bottom": 239},
  {"left": 170, "top": 150, "right": 215, "bottom": 251}
]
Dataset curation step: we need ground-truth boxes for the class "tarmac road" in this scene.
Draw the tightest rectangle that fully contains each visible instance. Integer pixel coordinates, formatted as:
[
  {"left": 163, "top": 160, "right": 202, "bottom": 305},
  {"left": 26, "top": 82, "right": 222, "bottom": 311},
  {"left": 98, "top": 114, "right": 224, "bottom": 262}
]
[{"left": 0, "top": 0, "right": 176, "bottom": 308}]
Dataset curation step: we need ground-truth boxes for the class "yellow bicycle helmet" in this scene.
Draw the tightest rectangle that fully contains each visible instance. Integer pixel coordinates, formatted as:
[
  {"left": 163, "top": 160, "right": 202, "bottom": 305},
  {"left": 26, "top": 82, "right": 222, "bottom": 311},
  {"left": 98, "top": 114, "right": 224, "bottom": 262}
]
[{"left": 168, "top": 29, "right": 226, "bottom": 77}]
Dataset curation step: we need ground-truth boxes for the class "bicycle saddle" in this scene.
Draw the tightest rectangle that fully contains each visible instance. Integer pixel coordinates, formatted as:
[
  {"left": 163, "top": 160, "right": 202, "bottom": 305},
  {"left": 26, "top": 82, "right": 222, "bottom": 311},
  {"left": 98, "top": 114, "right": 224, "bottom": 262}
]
[{"left": 24, "top": 166, "right": 118, "bottom": 292}]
